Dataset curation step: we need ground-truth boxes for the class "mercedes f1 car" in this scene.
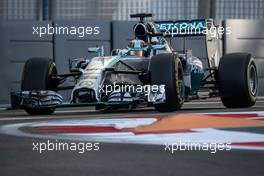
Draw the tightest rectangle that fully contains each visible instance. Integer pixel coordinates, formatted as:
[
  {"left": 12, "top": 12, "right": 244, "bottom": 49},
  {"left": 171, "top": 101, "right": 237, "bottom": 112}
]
[{"left": 14, "top": 13, "right": 258, "bottom": 115}]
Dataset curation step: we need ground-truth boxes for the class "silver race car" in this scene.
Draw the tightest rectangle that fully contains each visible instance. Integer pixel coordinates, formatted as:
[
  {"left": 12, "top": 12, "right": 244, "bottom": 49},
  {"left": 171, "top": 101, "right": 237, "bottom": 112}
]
[{"left": 15, "top": 13, "right": 258, "bottom": 115}]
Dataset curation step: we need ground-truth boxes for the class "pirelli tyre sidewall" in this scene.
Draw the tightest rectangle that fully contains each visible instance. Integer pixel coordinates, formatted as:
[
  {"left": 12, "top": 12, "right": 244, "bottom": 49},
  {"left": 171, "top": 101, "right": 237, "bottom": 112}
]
[
  {"left": 218, "top": 53, "right": 258, "bottom": 108},
  {"left": 21, "top": 58, "right": 57, "bottom": 115},
  {"left": 150, "top": 53, "right": 185, "bottom": 112}
]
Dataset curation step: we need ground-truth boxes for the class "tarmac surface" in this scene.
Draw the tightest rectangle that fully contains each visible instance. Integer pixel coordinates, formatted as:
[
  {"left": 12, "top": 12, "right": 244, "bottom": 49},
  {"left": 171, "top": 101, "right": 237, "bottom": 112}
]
[{"left": 0, "top": 99, "right": 264, "bottom": 176}]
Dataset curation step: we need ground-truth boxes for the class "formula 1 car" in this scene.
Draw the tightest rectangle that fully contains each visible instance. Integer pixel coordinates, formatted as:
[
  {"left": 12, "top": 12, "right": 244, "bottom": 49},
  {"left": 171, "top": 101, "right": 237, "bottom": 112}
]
[{"left": 15, "top": 13, "right": 258, "bottom": 115}]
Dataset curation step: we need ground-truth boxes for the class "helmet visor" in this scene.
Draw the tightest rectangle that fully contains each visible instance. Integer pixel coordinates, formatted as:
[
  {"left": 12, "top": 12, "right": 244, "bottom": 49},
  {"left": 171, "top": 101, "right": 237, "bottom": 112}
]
[{"left": 129, "top": 50, "right": 145, "bottom": 56}]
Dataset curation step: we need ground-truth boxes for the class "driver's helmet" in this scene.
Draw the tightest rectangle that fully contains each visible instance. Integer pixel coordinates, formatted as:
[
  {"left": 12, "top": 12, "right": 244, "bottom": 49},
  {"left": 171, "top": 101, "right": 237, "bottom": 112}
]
[{"left": 127, "top": 39, "right": 148, "bottom": 57}]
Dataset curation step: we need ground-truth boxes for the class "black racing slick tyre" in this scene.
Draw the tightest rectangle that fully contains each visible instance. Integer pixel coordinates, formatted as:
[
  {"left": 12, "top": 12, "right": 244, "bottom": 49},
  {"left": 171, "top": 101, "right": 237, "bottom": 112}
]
[
  {"left": 21, "top": 58, "right": 57, "bottom": 115},
  {"left": 150, "top": 53, "right": 185, "bottom": 112},
  {"left": 218, "top": 53, "right": 258, "bottom": 108}
]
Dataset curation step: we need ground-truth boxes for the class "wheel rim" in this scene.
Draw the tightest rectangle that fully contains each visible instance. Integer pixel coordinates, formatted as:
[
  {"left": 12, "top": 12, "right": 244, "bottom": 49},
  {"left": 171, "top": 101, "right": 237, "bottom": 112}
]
[
  {"left": 175, "top": 59, "right": 184, "bottom": 99},
  {"left": 248, "top": 63, "right": 257, "bottom": 96}
]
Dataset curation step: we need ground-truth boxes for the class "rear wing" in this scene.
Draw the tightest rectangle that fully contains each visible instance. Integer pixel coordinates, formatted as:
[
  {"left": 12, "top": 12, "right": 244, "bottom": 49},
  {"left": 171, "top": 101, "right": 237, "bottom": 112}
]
[{"left": 154, "top": 19, "right": 214, "bottom": 37}]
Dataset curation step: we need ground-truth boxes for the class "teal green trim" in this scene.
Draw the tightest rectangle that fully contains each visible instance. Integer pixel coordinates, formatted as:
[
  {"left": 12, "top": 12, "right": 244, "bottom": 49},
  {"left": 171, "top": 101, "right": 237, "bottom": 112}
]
[{"left": 190, "top": 72, "right": 204, "bottom": 94}]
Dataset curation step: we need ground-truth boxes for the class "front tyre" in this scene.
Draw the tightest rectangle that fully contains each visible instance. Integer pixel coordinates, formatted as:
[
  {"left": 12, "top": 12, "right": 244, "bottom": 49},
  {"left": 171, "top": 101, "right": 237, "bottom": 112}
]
[
  {"left": 218, "top": 53, "right": 258, "bottom": 108},
  {"left": 150, "top": 53, "right": 185, "bottom": 112},
  {"left": 21, "top": 58, "right": 57, "bottom": 115}
]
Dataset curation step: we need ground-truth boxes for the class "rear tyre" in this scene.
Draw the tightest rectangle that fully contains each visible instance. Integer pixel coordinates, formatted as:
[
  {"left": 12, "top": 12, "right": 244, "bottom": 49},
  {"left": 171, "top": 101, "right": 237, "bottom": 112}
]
[
  {"left": 150, "top": 53, "right": 185, "bottom": 112},
  {"left": 21, "top": 58, "right": 57, "bottom": 115},
  {"left": 218, "top": 53, "right": 258, "bottom": 108}
]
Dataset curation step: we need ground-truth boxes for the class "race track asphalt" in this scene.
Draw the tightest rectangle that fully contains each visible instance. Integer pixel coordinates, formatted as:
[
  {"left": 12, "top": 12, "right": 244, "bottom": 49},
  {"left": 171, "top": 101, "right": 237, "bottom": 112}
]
[{"left": 0, "top": 99, "right": 264, "bottom": 176}]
